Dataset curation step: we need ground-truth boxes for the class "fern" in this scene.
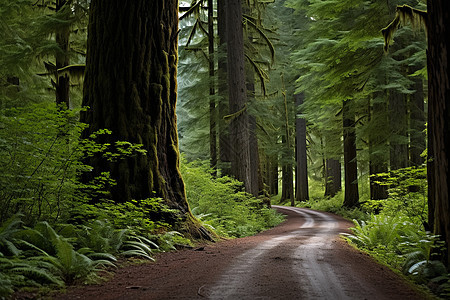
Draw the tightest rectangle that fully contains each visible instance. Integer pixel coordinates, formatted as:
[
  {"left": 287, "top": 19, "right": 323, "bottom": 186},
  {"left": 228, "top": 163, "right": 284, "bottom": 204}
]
[{"left": 0, "top": 214, "right": 23, "bottom": 256}]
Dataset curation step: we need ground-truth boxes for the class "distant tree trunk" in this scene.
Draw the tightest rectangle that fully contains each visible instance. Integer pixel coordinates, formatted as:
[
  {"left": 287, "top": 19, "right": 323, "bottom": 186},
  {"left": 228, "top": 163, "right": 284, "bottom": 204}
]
[
  {"left": 427, "top": 0, "right": 450, "bottom": 267},
  {"left": 325, "top": 158, "right": 341, "bottom": 197},
  {"left": 281, "top": 134, "right": 294, "bottom": 205},
  {"left": 245, "top": 42, "right": 260, "bottom": 196},
  {"left": 208, "top": 0, "right": 217, "bottom": 175},
  {"left": 268, "top": 156, "right": 278, "bottom": 195},
  {"left": 217, "top": 0, "right": 231, "bottom": 176},
  {"left": 295, "top": 93, "right": 308, "bottom": 201},
  {"left": 369, "top": 94, "right": 389, "bottom": 200},
  {"left": 409, "top": 76, "right": 426, "bottom": 167},
  {"left": 248, "top": 115, "right": 260, "bottom": 196},
  {"left": 389, "top": 90, "right": 408, "bottom": 170},
  {"left": 81, "top": 1, "right": 190, "bottom": 218},
  {"left": 342, "top": 100, "right": 359, "bottom": 207},
  {"left": 55, "top": 0, "right": 70, "bottom": 108},
  {"left": 281, "top": 163, "right": 294, "bottom": 205},
  {"left": 226, "top": 0, "right": 252, "bottom": 192}
]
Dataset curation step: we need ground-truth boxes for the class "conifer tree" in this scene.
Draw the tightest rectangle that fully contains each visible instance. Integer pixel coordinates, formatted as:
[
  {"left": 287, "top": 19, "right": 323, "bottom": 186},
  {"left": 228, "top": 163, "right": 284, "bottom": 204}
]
[
  {"left": 426, "top": 0, "right": 450, "bottom": 267},
  {"left": 81, "top": 0, "right": 193, "bottom": 224}
]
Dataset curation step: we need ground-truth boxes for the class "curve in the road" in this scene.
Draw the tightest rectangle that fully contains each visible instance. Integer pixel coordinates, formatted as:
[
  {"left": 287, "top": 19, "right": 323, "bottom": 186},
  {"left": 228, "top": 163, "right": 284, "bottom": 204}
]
[{"left": 207, "top": 206, "right": 354, "bottom": 299}]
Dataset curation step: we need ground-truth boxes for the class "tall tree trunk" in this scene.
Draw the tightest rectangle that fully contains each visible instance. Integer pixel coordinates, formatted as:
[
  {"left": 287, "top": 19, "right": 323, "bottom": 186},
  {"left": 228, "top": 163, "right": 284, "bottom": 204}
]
[
  {"left": 226, "top": 0, "right": 252, "bottom": 192},
  {"left": 245, "top": 44, "right": 260, "bottom": 196},
  {"left": 369, "top": 94, "right": 389, "bottom": 200},
  {"left": 249, "top": 115, "right": 260, "bottom": 196},
  {"left": 281, "top": 163, "right": 294, "bottom": 205},
  {"left": 55, "top": 0, "right": 70, "bottom": 108},
  {"left": 81, "top": 1, "right": 190, "bottom": 217},
  {"left": 268, "top": 156, "right": 278, "bottom": 196},
  {"left": 427, "top": 0, "right": 450, "bottom": 267},
  {"left": 342, "top": 100, "right": 359, "bottom": 207},
  {"left": 325, "top": 158, "right": 341, "bottom": 197},
  {"left": 409, "top": 76, "right": 426, "bottom": 167},
  {"left": 217, "top": 0, "right": 231, "bottom": 176},
  {"left": 208, "top": 0, "right": 217, "bottom": 175},
  {"left": 295, "top": 93, "right": 308, "bottom": 201},
  {"left": 389, "top": 90, "right": 408, "bottom": 170}
]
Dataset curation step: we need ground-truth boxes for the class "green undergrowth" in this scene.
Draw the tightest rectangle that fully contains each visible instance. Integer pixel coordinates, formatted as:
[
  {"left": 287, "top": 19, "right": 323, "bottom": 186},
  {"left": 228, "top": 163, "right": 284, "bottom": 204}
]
[
  {"left": 181, "top": 158, "right": 285, "bottom": 238},
  {"left": 300, "top": 171, "right": 449, "bottom": 298},
  {"left": 0, "top": 214, "right": 184, "bottom": 299}
]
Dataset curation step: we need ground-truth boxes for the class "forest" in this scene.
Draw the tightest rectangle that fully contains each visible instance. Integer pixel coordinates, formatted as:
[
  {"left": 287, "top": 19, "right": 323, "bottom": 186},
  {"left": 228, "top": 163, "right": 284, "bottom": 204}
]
[{"left": 1, "top": 0, "right": 450, "bottom": 298}]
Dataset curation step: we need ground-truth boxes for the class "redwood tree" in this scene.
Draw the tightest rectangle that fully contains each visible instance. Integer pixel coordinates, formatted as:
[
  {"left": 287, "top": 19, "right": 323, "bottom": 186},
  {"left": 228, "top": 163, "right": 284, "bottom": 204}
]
[
  {"left": 342, "top": 100, "right": 359, "bottom": 207},
  {"left": 295, "top": 93, "right": 309, "bottom": 202},
  {"left": 427, "top": 0, "right": 450, "bottom": 266},
  {"left": 81, "top": 1, "right": 190, "bottom": 216},
  {"left": 226, "top": 0, "right": 252, "bottom": 192}
]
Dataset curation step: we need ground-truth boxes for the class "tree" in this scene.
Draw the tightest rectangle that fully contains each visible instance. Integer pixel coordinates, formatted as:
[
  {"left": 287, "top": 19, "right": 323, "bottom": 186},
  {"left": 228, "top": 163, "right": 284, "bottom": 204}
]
[
  {"left": 295, "top": 93, "right": 309, "bottom": 202},
  {"left": 208, "top": 0, "right": 217, "bottom": 174},
  {"left": 81, "top": 1, "right": 192, "bottom": 221},
  {"left": 226, "top": 0, "right": 252, "bottom": 192},
  {"left": 426, "top": 0, "right": 450, "bottom": 266},
  {"left": 342, "top": 99, "right": 359, "bottom": 207}
]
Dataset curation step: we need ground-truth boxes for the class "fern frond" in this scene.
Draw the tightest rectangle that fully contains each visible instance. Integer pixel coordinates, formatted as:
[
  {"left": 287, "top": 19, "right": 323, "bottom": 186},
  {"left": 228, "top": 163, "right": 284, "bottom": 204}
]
[
  {"left": 120, "top": 249, "right": 155, "bottom": 261},
  {"left": 11, "top": 266, "right": 64, "bottom": 286}
]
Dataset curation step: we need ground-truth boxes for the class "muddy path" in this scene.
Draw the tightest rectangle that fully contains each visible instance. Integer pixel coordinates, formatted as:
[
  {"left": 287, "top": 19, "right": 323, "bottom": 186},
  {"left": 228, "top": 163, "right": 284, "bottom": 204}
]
[{"left": 55, "top": 206, "right": 428, "bottom": 299}]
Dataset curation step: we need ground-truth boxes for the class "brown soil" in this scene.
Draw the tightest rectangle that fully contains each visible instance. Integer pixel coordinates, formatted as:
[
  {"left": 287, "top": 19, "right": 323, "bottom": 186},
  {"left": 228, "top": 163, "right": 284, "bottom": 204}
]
[{"left": 52, "top": 206, "right": 430, "bottom": 300}]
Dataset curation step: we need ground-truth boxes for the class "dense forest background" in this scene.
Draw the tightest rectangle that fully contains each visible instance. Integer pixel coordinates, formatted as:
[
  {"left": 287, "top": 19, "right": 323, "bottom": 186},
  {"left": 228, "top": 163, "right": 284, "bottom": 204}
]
[{"left": 1, "top": 0, "right": 450, "bottom": 298}]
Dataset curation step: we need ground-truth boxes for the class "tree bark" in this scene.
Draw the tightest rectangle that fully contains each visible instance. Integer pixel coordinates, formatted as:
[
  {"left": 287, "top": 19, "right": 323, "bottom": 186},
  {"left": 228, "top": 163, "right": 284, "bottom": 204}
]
[
  {"left": 342, "top": 100, "right": 359, "bottom": 207},
  {"left": 409, "top": 76, "right": 426, "bottom": 167},
  {"left": 427, "top": 0, "right": 450, "bottom": 267},
  {"left": 226, "top": 0, "right": 252, "bottom": 192},
  {"left": 246, "top": 47, "right": 260, "bottom": 197},
  {"left": 208, "top": 0, "right": 217, "bottom": 175},
  {"left": 268, "top": 155, "right": 278, "bottom": 196},
  {"left": 389, "top": 90, "right": 408, "bottom": 170},
  {"left": 369, "top": 94, "right": 389, "bottom": 200},
  {"left": 217, "top": 0, "right": 231, "bottom": 176},
  {"left": 325, "top": 158, "right": 341, "bottom": 197},
  {"left": 295, "top": 93, "right": 309, "bottom": 201},
  {"left": 81, "top": 1, "right": 189, "bottom": 217},
  {"left": 281, "top": 163, "right": 294, "bottom": 205},
  {"left": 55, "top": 0, "right": 70, "bottom": 108}
]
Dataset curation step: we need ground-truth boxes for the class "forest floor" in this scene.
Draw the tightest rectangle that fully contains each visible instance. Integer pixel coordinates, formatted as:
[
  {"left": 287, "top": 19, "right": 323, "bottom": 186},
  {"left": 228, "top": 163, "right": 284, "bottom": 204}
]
[{"left": 50, "top": 206, "right": 431, "bottom": 300}]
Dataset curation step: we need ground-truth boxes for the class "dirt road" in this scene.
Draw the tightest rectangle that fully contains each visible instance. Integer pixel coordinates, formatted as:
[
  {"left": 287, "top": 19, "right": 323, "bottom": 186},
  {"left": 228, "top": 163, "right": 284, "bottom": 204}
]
[{"left": 55, "top": 206, "right": 427, "bottom": 299}]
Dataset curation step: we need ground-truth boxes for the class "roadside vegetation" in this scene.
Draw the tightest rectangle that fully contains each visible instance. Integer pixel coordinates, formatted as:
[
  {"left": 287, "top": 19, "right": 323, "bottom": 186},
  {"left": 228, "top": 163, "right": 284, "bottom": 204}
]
[
  {"left": 0, "top": 104, "right": 283, "bottom": 298},
  {"left": 292, "top": 167, "right": 450, "bottom": 298}
]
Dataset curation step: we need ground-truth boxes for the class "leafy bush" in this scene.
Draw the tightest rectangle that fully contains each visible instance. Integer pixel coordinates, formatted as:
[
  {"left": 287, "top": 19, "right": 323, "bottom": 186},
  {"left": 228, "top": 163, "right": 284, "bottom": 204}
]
[
  {"left": 181, "top": 159, "right": 284, "bottom": 237},
  {"left": 364, "top": 166, "right": 428, "bottom": 224}
]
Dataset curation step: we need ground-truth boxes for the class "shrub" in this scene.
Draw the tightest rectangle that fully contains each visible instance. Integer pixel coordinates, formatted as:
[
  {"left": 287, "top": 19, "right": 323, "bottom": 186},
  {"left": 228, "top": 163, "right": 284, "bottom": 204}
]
[{"left": 181, "top": 158, "right": 284, "bottom": 237}]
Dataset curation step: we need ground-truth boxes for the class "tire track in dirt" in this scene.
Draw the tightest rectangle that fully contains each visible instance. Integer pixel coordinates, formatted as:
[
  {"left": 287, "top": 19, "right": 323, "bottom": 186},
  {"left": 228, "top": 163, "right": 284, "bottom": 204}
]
[
  {"left": 206, "top": 206, "right": 316, "bottom": 299},
  {"left": 52, "top": 206, "right": 427, "bottom": 300}
]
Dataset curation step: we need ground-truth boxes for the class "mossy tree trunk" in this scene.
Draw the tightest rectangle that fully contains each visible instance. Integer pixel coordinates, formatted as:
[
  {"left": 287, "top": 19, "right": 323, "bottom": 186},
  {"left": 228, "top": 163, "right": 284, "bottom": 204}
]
[
  {"left": 427, "top": 0, "right": 450, "bottom": 267},
  {"left": 81, "top": 0, "right": 190, "bottom": 216}
]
